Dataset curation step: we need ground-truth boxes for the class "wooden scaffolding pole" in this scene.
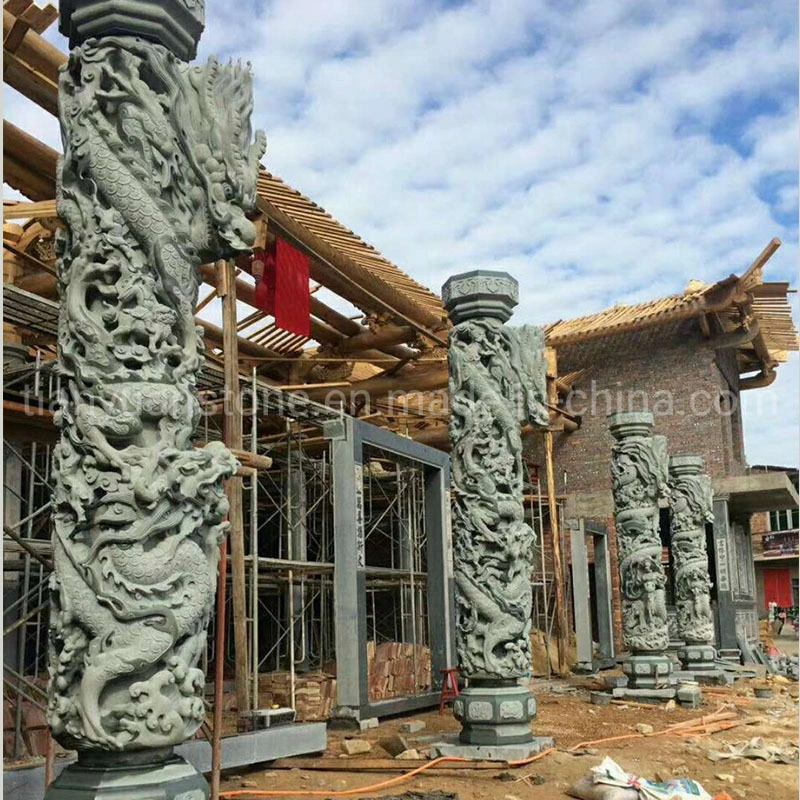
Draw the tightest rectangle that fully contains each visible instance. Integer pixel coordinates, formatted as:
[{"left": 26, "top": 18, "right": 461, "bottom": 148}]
[
  {"left": 545, "top": 347, "right": 569, "bottom": 674},
  {"left": 210, "top": 535, "right": 227, "bottom": 800},
  {"left": 220, "top": 259, "right": 250, "bottom": 716},
  {"left": 545, "top": 431, "right": 568, "bottom": 674}
]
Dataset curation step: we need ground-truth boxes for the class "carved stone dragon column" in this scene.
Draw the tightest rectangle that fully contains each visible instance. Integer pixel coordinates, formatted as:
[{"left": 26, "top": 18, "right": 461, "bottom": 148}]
[
  {"left": 440, "top": 271, "right": 552, "bottom": 755},
  {"left": 668, "top": 455, "right": 716, "bottom": 673},
  {"left": 46, "top": 2, "right": 265, "bottom": 798},
  {"left": 609, "top": 412, "right": 673, "bottom": 690}
]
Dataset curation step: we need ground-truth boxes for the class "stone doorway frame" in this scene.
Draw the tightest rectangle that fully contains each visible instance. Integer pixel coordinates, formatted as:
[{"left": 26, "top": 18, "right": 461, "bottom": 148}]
[{"left": 569, "top": 518, "right": 616, "bottom": 672}]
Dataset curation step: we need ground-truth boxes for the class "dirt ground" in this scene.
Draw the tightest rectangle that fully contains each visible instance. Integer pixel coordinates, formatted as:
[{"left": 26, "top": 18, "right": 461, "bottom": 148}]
[{"left": 221, "top": 676, "right": 799, "bottom": 800}]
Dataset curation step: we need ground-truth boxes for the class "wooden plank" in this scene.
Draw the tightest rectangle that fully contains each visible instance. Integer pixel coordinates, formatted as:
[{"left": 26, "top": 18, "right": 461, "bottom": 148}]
[
  {"left": 258, "top": 196, "right": 446, "bottom": 345},
  {"left": 3, "top": 154, "right": 54, "bottom": 201},
  {"left": 2, "top": 49, "right": 58, "bottom": 114},
  {"left": 269, "top": 757, "right": 508, "bottom": 772},
  {"left": 26, "top": 3, "right": 57, "bottom": 35},
  {"left": 2, "top": 198, "right": 57, "bottom": 219},
  {"left": 4, "top": 0, "right": 34, "bottom": 19},
  {"left": 3, "top": 15, "right": 30, "bottom": 53}
]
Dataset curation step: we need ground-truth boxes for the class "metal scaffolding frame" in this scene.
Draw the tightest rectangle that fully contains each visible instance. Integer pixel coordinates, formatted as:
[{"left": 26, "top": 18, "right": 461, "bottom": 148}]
[
  {"left": 3, "top": 351, "right": 57, "bottom": 768},
  {"left": 2, "top": 352, "right": 455, "bottom": 771}
]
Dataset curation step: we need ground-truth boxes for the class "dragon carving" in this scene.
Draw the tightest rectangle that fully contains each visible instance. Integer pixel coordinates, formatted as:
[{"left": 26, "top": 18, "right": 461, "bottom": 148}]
[
  {"left": 669, "top": 460, "right": 715, "bottom": 644},
  {"left": 448, "top": 315, "right": 547, "bottom": 679},
  {"left": 610, "top": 417, "right": 671, "bottom": 653},
  {"left": 48, "top": 36, "right": 265, "bottom": 751}
]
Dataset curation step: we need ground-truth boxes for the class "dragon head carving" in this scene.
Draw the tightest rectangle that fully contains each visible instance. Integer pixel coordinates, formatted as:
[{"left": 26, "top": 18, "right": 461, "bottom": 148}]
[{"left": 184, "top": 56, "right": 266, "bottom": 260}]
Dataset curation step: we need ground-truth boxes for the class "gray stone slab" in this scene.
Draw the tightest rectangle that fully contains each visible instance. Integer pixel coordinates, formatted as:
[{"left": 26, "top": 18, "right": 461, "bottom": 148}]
[
  {"left": 400, "top": 721, "right": 427, "bottom": 734},
  {"left": 431, "top": 734, "right": 554, "bottom": 762},
  {"left": 676, "top": 684, "right": 703, "bottom": 709},
  {"left": 176, "top": 722, "right": 327, "bottom": 773},
  {"left": 675, "top": 669, "right": 730, "bottom": 686},
  {"left": 604, "top": 675, "right": 628, "bottom": 688},
  {"left": 611, "top": 687, "right": 676, "bottom": 701},
  {"left": 6, "top": 724, "right": 327, "bottom": 800},
  {"left": 42, "top": 754, "right": 207, "bottom": 800}
]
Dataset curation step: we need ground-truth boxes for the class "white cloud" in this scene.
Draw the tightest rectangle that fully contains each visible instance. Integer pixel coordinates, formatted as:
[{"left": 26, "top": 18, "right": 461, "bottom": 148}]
[{"left": 3, "top": 0, "right": 797, "bottom": 464}]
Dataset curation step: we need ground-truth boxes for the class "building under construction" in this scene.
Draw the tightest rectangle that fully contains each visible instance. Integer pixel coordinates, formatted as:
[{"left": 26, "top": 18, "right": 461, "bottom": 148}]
[{"left": 3, "top": 1, "right": 799, "bottom": 796}]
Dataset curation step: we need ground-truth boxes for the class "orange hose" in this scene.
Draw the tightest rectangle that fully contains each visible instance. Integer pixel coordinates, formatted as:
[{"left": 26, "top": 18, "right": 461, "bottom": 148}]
[
  {"left": 569, "top": 732, "right": 643, "bottom": 752},
  {"left": 508, "top": 746, "right": 556, "bottom": 767},
  {"left": 219, "top": 749, "right": 556, "bottom": 798},
  {"left": 219, "top": 756, "right": 470, "bottom": 797},
  {"left": 219, "top": 704, "right": 740, "bottom": 798}
]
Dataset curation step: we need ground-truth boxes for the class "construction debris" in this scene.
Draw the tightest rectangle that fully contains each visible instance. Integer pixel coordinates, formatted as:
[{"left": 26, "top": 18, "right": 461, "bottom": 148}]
[
  {"left": 380, "top": 733, "right": 411, "bottom": 757},
  {"left": 395, "top": 748, "right": 423, "bottom": 760},
  {"left": 707, "top": 737, "right": 799, "bottom": 765},
  {"left": 400, "top": 721, "right": 427, "bottom": 734},
  {"left": 341, "top": 739, "right": 372, "bottom": 756}
]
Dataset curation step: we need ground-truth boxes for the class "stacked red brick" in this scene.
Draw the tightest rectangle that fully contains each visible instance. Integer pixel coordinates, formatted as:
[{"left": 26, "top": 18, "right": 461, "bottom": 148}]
[
  {"left": 257, "top": 671, "right": 337, "bottom": 721},
  {"left": 3, "top": 688, "right": 56, "bottom": 760},
  {"left": 367, "top": 641, "right": 432, "bottom": 701}
]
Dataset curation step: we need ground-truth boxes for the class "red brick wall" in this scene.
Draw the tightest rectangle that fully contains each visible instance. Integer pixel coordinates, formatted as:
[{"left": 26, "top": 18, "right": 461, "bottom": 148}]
[
  {"left": 545, "top": 319, "right": 747, "bottom": 495},
  {"left": 751, "top": 512, "right": 769, "bottom": 534},
  {"left": 524, "top": 319, "right": 749, "bottom": 654}
]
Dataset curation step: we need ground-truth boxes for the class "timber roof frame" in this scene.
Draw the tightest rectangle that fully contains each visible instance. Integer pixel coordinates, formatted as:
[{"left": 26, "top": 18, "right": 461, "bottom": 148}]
[{"left": 3, "top": 0, "right": 798, "bottom": 446}]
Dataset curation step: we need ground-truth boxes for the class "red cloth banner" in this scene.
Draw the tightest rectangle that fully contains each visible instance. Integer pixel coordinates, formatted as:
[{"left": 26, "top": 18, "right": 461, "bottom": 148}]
[{"left": 275, "top": 237, "right": 310, "bottom": 337}]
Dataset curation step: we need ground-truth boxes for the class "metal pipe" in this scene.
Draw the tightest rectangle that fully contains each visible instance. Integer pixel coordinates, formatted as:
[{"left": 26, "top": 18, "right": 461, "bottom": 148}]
[
  {"left": 408, "top": 466, "right": 419, "bottom": 694},
  {"left": 14, "top": 441, "right": 36, "bottom": 757},
  {"left": 250, "top": 366, "right": 259, "bottom": 712},
  {"left": 3, "top": 524, "right": 52, "bottom": 570},
  {"left": 3, "top": 600, "right": 48, "bottom": 637},
  {"left": 210, "top": 534, "right": 228, "bottom": 800},
  {"left": 286, "top": 420, "right": 296, "bottom": 711},
  {"left": 2, "top": 498, "right": 52, "bottom": 533}
]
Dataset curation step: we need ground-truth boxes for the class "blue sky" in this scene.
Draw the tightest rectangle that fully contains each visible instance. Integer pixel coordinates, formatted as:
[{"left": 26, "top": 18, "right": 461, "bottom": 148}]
[{"left": 4, "top": 0, "right": 798, "bottom": 465}]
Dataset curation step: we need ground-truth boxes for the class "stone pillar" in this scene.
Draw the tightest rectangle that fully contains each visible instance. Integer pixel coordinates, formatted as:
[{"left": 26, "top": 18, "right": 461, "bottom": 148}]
[
  {"left": 46, "top": 3, "right": 264, "bottom": 798},
  {"left": 439, "top": 270, "right": 551, "bottom": 757},
  {"left": 608, "top": 412, "right": 673, "bottom": 690},
  {"left": 669, "top": 455, "right": 716, "bottom": 672}
]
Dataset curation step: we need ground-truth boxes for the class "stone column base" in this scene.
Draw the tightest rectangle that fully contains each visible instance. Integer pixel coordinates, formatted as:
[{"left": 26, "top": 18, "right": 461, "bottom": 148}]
[
  {"left": 453, "top": 681, "right": 537, "bottom": 746},
  {"left": 432, "top": 734, "right": 554, "bottom": 762},
  {"left": 44, "top": 750, "right": 207, "bottom": 800},
  {"left": 622, "top": 652, "right": 673, "bottom": 689},
  {"left": 677, "top": 643, "right": 716, "bottom": 673}
]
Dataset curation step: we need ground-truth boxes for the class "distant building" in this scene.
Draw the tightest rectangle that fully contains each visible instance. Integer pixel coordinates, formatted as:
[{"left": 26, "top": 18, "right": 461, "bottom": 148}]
[
  {"left": 530, "top": 254, "right": 798, "bottom": 662},
  {"left": 749, "top": 465, "right": 799, "bottom": 616}
]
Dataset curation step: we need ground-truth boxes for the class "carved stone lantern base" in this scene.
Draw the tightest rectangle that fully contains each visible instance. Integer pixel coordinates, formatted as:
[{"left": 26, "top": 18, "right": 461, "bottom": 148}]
[
  {"left": 44, "top": 750, "right": 206, "bottom": 800},
  {"left": 677, "top": 643, "right": 717, "bottom": 673},
  {"left": 453, "top": 680, "right": 536, "bottom": 746},
  {"left": 432, "top": 680, "right": 554, "bottom": 761},
  {"left": 622, "top": 652, "right": 674, "bottom": 689}
]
